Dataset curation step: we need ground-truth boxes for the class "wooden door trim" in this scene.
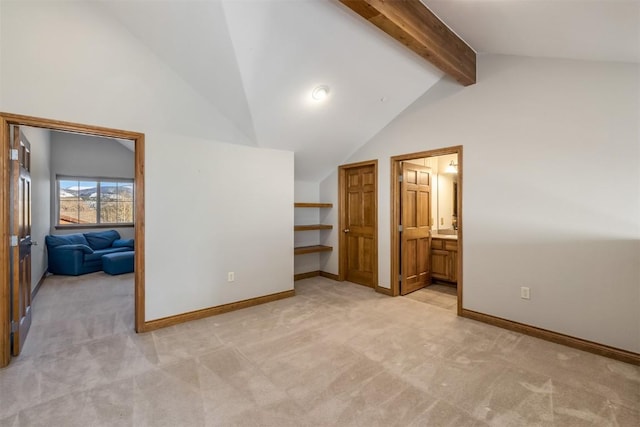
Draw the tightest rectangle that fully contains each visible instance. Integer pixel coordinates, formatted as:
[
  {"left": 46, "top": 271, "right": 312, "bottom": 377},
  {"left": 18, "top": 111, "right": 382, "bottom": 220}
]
[
  {"left": 0, "top": 116, "right": 9, "bottom": 367},
  {"left": 390, "top": 146, "right": 463, "bottom": 315},
  {"left": 338, "top": 159, "right": 378, "bottom": 289},
  {"left": 0, "top": 112, "right": 146, "bottom": 368}
]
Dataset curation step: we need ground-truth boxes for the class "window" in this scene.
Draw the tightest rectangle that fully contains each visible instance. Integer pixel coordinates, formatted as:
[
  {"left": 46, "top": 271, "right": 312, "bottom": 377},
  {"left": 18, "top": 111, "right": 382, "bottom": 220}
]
[{"left": 57, "top": 176, "right": 134, "bottom": 227}]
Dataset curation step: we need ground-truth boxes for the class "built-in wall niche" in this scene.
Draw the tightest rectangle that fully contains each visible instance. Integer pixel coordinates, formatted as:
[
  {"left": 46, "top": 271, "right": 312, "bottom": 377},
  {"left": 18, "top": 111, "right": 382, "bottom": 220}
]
[{"left": 403, "top": 153, "right": 458, "bottom": 233}]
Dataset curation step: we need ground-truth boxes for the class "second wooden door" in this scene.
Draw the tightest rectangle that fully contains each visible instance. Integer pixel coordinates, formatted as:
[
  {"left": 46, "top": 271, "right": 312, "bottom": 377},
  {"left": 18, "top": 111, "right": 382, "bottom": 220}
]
[
  {"left": 400, "top": 162, "right": 431, "bottom": 295},
  {"left": 341, "top": 162, "right": 377, "bottom": 287}
]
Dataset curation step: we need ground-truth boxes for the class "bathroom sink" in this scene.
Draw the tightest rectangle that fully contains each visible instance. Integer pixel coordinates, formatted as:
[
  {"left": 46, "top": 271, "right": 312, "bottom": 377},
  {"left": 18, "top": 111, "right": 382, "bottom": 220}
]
[{"left": 436, "top": 229, "right": 457, "bottom": 235}]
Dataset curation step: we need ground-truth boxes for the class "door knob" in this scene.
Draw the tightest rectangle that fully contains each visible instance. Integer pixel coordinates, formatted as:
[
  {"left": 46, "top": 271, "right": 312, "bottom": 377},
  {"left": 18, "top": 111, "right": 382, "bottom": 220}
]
[{"left": 343, "top": 229, "right": 350, "bottom": 233}]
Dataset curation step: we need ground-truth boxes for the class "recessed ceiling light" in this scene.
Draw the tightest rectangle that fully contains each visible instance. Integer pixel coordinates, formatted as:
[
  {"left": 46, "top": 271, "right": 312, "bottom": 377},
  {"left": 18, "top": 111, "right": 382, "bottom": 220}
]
[{"left": 312, "top": 85, "right": 330, "bottom": 101}]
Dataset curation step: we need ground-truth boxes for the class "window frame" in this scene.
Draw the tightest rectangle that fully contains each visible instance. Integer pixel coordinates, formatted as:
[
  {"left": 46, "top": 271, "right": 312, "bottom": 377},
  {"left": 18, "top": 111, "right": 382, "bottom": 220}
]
[{"left": 55, "top": 175, "right": 135, "bottom": 229}]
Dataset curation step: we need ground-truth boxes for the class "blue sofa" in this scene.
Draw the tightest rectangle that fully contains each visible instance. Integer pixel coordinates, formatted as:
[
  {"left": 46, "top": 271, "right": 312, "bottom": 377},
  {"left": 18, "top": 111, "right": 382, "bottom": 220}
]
[{"left": 45, "top": 230, "right": 134, "bottom": 276}]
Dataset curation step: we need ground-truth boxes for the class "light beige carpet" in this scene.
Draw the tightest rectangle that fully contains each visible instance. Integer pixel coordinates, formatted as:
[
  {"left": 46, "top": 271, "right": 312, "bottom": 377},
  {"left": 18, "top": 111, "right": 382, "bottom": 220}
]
[{"left": 0, "top": 273, "right": 638, "bottom": 426}]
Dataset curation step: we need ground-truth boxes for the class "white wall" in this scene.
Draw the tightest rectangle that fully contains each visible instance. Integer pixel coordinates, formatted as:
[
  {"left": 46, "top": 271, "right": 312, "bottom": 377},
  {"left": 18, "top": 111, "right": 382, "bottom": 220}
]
[
  {"left": 50, "top": 131, "right": 134, "bottom": 179},
  {"left": 49, "top": 131, "right": 135, "bottom": 239},
  {"left": 21, "top": 127, "right": 51, "bottom": 288},
  {"left": 321, "top": 55, "right": 640, "bottom": 353},
  {"left": 319, "top": 172, "right": 339, "bottom": 274},
  {"left": 0, "top": 1, "right": 251, "bottom": 145},
  {"left": 0, "top": 1, "right": 2, "bottom": 103},
  {"left": 146, "top": 134, "right": 293, "bottom": 319},
  {"left": 1, "top": 1, "right": 294, "bottom": 322}
]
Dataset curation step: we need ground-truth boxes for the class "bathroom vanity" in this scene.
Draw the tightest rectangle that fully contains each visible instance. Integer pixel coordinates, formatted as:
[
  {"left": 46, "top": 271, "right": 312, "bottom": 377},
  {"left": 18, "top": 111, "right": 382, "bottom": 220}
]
[{"left": 431, "top": 235, "right": 457, "bottom": 284}]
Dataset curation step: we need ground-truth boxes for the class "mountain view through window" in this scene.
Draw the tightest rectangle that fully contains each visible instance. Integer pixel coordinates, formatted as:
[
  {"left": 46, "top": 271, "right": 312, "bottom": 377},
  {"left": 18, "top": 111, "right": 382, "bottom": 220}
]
[{"left": 58, "top": 178, "right": 134, "bottom": 226}]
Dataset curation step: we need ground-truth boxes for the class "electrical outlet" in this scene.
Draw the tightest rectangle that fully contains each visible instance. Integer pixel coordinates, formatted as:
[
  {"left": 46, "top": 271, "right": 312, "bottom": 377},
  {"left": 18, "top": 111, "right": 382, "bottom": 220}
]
[
  {"left": 520, "top": 287, "right": 530, "bottom": 300},
  {"left": 227, "top": 272, "right": 235, "bottom": 282}
]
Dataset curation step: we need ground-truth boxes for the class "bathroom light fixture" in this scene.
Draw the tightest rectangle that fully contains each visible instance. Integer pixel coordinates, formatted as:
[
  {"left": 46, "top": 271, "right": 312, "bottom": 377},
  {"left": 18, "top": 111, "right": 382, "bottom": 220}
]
[
  {"left": 312, "top": 85, "right": 330, "bottom": 101},
  {"left": 445, "top": 160, "right": 458, "bottom": 174}
]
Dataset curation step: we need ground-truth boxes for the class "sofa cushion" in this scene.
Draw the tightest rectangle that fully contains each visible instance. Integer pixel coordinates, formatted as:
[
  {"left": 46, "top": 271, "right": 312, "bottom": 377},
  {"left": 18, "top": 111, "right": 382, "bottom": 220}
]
[
  {"left": 45, "top": 233, "right": 89, "bottom": 248},
  {"left": 84, "top": 230, "right": 121, "bottom": 250},
  {"left": 84, "top": 247, "right": 131, "bottom": 262},
  {"left": 112, "top": 239, "right": 134, "bottom": 248},
  {"left": 55, "top": 244, "right": 94, "bottom": 254}
]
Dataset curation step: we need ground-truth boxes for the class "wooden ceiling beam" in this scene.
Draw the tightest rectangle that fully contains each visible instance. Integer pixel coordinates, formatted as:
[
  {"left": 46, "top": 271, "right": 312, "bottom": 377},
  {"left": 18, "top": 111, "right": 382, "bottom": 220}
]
[{"left": 339, "top": 0, "right": 476, "bottom": 86}]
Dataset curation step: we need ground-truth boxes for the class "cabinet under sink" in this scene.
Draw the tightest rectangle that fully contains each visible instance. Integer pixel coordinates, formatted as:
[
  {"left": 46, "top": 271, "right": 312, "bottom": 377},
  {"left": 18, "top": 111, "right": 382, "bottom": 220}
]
[{"left": 431, "top": 237, "right": 457, "bottom": 283}]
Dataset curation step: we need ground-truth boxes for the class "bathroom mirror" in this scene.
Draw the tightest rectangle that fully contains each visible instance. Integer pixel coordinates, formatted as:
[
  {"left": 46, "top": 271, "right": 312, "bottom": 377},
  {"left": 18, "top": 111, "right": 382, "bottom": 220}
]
[{"left": 434, "top": 153, "right": 458, "bottom": 234}]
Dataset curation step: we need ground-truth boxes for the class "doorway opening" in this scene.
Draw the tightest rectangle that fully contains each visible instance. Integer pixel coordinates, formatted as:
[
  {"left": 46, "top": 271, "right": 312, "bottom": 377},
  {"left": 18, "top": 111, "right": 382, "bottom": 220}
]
[
  {"left": 390, "top": 146, "right": 462, "bottom": 315},
  {"left": 0, "top": 113, "right": 146, "bottom": 368}
]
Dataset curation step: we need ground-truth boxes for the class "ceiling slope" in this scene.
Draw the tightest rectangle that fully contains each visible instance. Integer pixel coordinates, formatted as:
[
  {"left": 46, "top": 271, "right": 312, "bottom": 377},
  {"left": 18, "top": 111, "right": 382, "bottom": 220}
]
[
  {"left": 2, "top": 0, "right": 255, "bottom": 146},
  {"left": 87, "top": 0, "right": 445, "bottom": 180},
  {"left": 222, "top": 0, "right": 443, "bottom": 180},
  {"left": 423, "top": 0, "right": 640, "bottom": 63},
  {"left": 7, "top": 0, "right": 637, "bottom": 182},
  {"left": 98, "top": 0, "right": 259, "bottom": 145}
]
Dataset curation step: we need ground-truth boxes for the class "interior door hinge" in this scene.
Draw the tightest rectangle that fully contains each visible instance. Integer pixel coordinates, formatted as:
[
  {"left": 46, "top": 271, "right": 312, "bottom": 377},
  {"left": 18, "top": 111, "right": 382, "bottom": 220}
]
[
  {"left": 398, "top": 175, "right": 403, "bottom": 182},
  {"left": 10, "top": 235, "right": 18, "bottom": 247},
  {"left": 10, "top": 321, "right": 17, "bottom": 333},
  {"left": 398, "top": 225, "right": 403, "bottom": 232},
  {"left": 9, "top": 149, "right": 18, "bottom": 160},
  {"left": 399, "top": 274, "right": 402, "bottom": 282}
]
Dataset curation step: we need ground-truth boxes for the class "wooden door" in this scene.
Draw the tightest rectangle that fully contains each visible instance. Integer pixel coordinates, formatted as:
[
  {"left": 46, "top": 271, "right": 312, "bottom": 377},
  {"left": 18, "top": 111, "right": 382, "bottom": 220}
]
[
  {"left": 342, "top": 163, "right": 376, "bottom": 287},
  {"left": 11, "top": 126, "right": 32, "bottom": 356},
  {"left": 400, "top": 162, "right": 431, "bottom": 295}
]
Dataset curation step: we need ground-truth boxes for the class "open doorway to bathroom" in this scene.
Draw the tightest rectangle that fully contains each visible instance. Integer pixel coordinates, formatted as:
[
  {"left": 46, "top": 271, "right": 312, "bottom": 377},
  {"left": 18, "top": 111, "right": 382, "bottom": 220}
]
[{"left": 390, "top": 146, "right": 462, "bottom": 315}]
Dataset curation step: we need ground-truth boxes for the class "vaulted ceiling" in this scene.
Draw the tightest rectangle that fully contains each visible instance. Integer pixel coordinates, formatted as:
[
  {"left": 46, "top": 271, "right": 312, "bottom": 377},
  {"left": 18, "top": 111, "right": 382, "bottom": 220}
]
[
  {"left": 425, "top": 0, "right": 640, "bottom": 64},
  {"left": 90, "top": 0, "right": 638, "bottom": 181}
]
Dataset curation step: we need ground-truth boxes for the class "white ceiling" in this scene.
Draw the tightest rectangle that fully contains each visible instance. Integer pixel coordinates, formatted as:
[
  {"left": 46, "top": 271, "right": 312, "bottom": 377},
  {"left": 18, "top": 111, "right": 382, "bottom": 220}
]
[
  {"left": 92, "top": 0, "right": 638, "bottom": 181},
  {"left": 97, "top": 0, "right": 443, "bottom": 181},
  {"left": 97, "top": 0, "right": 259, "bottom": 146},
  {"left": 423, "top": 0, "right": 640, "bottom": 63}
]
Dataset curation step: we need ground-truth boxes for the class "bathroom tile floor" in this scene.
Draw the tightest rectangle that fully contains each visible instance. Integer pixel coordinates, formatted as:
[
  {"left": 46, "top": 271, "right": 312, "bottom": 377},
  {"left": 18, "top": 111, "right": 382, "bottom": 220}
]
[
  {"left": 1, "top": 274, "right": 638, "bottom": 426},
  {"left": 404, "top": 283, "right": 458, "bottom": 312}
]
